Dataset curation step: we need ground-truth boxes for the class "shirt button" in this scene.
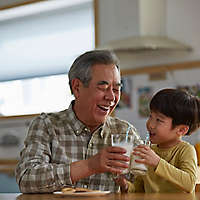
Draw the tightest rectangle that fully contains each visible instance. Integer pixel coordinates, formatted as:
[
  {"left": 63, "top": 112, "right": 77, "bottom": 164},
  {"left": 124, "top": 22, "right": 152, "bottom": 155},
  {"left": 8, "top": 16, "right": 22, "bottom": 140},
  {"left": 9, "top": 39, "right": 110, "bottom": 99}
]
[
  {"left": 88, "top": 143, "right": 92, "bottom": 148},
  {"left": 83, "top": 184, "right": 88, "bottom": 188}
]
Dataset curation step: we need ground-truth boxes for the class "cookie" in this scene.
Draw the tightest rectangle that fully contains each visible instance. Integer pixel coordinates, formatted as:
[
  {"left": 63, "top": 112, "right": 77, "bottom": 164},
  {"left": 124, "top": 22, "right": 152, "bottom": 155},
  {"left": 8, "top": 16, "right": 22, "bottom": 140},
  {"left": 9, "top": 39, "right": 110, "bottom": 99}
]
[
  {"left": 61, "top": 187, "right": 76, "bottom": 193},
  {"left": 75, "top": 187, "right": 93, "bottom": 192}
]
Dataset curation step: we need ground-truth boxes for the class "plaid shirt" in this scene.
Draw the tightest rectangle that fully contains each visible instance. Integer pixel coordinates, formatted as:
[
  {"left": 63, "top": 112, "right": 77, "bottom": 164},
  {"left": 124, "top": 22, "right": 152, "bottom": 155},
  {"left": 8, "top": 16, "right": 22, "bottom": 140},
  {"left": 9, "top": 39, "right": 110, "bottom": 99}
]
[{"left": 16, "top": 102, "right": 140, "bottom": 193}]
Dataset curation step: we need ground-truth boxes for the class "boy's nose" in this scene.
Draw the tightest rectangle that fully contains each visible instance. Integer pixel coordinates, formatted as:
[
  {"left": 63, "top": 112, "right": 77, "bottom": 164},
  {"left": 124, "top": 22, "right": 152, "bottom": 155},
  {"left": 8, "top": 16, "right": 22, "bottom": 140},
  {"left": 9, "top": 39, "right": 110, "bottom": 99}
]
[{"left": 148, "top": 120, "right": 156, "bottom": 129}]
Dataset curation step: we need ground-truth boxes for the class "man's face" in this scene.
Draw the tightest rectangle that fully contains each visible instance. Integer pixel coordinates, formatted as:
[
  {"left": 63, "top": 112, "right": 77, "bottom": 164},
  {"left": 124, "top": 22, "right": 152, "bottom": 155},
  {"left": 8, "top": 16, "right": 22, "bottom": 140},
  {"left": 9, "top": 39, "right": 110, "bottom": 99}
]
[{"left": 73, "top": 64, "right": 121, "bottom": 131}]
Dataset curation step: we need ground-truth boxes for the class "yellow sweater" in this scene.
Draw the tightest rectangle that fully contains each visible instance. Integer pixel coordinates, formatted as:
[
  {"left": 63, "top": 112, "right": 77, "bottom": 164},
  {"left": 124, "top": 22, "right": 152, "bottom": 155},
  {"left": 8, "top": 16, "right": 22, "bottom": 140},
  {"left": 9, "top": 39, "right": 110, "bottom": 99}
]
[{"left": 128, "top": 141, "right": 197, "bottom": 193}]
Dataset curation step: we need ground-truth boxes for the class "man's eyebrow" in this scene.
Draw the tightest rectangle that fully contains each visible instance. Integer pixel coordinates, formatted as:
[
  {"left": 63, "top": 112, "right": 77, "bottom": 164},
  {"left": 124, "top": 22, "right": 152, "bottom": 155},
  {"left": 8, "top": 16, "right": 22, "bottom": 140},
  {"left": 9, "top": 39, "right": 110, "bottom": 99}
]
[
  {"left": 97, "top": 81, "right": 122, "bottom": 87},
  {"left": 97, "top": 80, "right": 109, "bottom": 85}
]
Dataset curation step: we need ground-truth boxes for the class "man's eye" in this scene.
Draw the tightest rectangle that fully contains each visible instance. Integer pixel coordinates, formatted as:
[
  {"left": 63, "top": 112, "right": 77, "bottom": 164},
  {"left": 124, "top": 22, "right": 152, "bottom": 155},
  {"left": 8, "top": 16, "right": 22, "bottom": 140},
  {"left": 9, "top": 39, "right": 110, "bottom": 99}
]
[
  {"left": 113, "top": 88, "right": 119, "bottom": 92},
  {"left": 98, "top": 86, "right": 107, "bottom": 90}
]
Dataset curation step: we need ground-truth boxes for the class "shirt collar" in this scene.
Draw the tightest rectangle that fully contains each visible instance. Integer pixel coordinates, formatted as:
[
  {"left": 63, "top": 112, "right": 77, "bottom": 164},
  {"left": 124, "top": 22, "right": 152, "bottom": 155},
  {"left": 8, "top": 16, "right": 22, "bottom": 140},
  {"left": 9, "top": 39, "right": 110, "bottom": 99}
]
[
  {"left": 100, "top": 116, "right": 112, "bottom": 138},
  {"left": 67, "top": 101, "right": 105, "bottom": 137}
]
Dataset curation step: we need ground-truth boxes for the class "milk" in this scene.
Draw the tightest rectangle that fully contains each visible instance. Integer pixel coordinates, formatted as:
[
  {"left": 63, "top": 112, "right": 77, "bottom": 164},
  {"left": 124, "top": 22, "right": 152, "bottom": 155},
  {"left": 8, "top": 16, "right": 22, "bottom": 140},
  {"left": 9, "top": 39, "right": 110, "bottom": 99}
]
[
  {"left": 112, "top": 142, "right": 133, "bottom": 174},
  {"left": 130, "top": 140, "right": 148, "bottom": 176},
  {"left": 130, "top": 155, "right": 147, "bottom": 175}
]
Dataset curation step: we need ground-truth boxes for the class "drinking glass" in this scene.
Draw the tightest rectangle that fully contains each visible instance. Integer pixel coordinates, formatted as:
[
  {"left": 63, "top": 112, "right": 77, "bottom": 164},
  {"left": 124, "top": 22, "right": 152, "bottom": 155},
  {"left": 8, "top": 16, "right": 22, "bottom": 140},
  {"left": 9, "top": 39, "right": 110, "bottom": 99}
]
[
  {"left": 111, "top": 134, "right": 134, "bottom": 175},
  {"left": 130, "top": 140, "right": 148, "bottom": 176}
]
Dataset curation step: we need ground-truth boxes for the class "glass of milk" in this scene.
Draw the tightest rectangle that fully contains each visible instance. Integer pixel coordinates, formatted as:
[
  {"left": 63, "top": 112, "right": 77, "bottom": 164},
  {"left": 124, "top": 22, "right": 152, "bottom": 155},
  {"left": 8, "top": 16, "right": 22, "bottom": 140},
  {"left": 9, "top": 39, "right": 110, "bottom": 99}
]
[
  {"left": 111, "top": 134, "right": 134, "bottom": 175},
  {"left": 130, "top": 134, "right": 150, "bottom": 176},
  {"left": 130, "top": 140, "right": 148, "bottom": 176}
]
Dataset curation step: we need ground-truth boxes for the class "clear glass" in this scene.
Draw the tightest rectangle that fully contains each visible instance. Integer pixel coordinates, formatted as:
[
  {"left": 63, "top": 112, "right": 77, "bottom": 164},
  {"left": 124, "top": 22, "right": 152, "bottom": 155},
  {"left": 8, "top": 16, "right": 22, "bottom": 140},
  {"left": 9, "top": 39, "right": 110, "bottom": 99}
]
[
  {"left": 111, "top": 134, "right": 134, "bottom": 175},
  {"left": 130, "top": 140, "right": 148, "bottom": 176}
]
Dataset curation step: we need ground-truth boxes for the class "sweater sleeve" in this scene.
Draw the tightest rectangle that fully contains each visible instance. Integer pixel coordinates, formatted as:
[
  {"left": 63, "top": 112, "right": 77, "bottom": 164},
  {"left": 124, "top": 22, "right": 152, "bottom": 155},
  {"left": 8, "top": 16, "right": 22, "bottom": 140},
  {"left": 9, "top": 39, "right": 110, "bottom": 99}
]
[
  {"left": 128, "top": 176, "right": 144, "bottom": 193},
  {"left": 155, "top": 145, "right": 197, "bottom": 193}
]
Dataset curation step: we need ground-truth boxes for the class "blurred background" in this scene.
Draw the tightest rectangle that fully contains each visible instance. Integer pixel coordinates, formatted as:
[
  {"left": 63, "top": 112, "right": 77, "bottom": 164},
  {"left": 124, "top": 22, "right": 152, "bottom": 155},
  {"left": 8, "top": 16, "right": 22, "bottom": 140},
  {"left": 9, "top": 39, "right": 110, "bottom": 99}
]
[{"left": 0, "top": 0, "right": 200, "bottom": 193}]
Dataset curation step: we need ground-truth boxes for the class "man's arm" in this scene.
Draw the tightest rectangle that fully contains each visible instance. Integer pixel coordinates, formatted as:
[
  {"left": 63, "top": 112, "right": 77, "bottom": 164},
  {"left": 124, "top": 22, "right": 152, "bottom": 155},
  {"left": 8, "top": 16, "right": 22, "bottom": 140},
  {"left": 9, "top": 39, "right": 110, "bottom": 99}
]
[
  {"left": 15, "top": 117, "right": 73, "bottom": 193},
  {"left": 16, "top": 116, "right": 131, "bottom": 193},
  {"left": 70, "top": 146, "right": 130, "bottom": 183}
]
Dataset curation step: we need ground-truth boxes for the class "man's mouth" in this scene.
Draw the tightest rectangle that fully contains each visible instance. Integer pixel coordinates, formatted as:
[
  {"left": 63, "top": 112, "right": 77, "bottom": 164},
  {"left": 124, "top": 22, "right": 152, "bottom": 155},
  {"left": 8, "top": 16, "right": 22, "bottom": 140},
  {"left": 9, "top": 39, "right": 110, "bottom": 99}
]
[
  {"left": 98, "top": 105, "right": 110, "bottom": 112},
  {"left": 98, "top": 102, "right": 116, "bottom": 111}
]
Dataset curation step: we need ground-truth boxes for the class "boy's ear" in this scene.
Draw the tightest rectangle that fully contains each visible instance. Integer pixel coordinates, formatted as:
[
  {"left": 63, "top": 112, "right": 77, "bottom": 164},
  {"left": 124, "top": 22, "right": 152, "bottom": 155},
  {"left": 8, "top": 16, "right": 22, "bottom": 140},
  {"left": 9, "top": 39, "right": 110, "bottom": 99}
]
[{"left": 176, "top": 125, "right": 189, "bottom": 136}]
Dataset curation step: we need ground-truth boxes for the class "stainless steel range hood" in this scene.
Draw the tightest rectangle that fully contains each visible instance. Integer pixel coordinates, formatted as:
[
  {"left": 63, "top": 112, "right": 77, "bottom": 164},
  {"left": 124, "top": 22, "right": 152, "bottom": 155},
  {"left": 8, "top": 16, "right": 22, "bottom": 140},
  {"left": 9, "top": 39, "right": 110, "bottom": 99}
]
[
  {"left": 100, "top": 36, "right": 192, "bottom": 52},
  {"left": 96, "top": 0, "right": 192, "bottom": 52}
]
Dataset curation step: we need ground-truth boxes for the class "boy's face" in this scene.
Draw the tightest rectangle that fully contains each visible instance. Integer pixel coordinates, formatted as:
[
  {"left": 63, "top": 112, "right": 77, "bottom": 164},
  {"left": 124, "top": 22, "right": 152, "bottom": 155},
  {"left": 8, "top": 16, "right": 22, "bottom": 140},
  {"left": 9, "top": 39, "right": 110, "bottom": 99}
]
[{"left": 146, "top": 111, "right": 181, "bottom": 148}]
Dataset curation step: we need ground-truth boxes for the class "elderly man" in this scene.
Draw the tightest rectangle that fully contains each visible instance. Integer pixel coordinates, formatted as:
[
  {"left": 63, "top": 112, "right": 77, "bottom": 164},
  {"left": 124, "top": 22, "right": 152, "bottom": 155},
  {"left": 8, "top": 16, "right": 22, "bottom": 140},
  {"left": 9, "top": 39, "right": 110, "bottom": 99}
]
[{"left": 16, "top": 50, "right": 140, "bottom": 193}]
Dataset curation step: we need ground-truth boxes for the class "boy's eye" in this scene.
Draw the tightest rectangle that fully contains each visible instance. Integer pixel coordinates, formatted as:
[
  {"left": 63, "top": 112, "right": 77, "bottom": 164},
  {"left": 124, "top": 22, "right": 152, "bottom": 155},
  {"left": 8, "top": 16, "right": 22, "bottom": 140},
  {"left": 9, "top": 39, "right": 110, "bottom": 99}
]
[{"left": 156, "top": 118, "right": 163, "bottom": 123}]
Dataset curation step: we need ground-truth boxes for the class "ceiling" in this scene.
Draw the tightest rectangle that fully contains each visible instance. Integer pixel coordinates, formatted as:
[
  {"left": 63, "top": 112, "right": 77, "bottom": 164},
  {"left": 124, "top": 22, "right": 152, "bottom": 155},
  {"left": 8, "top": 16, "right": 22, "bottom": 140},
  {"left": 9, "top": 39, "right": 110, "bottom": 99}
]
[{"left": 0, "top": 0, "right": 46, "bottom": 10}]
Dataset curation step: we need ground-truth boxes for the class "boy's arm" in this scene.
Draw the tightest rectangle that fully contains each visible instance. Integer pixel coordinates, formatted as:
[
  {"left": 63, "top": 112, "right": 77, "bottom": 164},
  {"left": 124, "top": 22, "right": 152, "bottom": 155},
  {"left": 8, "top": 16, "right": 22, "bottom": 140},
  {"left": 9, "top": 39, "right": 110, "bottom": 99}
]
[{"left": 155, "top": 145, "right": 197, "bottom": 193}]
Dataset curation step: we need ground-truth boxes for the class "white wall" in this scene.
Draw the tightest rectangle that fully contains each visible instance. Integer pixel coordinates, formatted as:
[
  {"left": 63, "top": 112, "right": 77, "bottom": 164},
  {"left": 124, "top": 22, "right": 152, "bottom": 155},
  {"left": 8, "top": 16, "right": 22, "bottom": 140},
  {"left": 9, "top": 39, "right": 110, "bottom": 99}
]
[{"left": 97, "top": 0, "right": 200, "bottom": 70}]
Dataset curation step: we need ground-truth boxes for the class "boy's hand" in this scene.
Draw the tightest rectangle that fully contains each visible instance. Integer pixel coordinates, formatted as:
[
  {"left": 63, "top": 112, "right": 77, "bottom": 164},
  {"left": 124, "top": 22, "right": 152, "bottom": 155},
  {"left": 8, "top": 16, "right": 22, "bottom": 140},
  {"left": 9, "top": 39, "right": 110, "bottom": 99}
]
[
  {"left": 133, "top": 145, "right": 160, "bottom": 167},
  {"left": 113, "top": 174, "right": 128, "bottom": 193}
]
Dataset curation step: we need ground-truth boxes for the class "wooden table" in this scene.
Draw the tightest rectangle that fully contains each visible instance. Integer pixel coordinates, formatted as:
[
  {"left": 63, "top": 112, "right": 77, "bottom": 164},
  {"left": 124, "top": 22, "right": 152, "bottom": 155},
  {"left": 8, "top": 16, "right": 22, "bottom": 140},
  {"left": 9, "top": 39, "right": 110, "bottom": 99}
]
[{"left": 0, "top": 193, "right": 200, "bottom": 200}]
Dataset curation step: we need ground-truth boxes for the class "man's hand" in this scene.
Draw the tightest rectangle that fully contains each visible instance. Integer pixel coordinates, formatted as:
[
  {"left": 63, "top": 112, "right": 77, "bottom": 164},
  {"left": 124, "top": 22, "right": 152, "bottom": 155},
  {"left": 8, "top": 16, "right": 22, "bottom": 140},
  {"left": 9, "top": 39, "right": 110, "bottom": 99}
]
[
  {"left": 133, "top": 145, "right": 160, "bottom": 167},
  {"left": 87, "top": 146, "right": 130, "bottom": 175},
  {"left": 70, "top": 146, "right": 130, "bottom": 183}
]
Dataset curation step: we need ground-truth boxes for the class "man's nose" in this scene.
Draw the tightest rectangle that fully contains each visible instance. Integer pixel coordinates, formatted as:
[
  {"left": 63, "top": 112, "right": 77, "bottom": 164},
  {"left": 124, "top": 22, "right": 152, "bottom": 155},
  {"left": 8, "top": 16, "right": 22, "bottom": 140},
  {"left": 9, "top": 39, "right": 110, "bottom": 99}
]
[{"left": 105, "top": 88, "right": 115, "bottom": 101}]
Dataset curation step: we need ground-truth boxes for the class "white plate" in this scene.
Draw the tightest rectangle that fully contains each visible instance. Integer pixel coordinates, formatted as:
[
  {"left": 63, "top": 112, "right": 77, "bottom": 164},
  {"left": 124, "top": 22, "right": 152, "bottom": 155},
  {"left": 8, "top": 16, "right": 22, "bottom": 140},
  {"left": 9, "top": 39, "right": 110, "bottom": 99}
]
[{"left": 54, "top": 191, "right": 111, "bottom": 196}]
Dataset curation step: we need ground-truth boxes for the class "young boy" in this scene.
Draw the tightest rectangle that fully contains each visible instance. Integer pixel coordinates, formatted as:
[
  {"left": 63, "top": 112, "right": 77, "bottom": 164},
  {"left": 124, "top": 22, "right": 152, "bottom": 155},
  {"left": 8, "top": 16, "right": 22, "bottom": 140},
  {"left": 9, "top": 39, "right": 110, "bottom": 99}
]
[{"left": 117, "top": 88, "right": 200, "bottom": 193}]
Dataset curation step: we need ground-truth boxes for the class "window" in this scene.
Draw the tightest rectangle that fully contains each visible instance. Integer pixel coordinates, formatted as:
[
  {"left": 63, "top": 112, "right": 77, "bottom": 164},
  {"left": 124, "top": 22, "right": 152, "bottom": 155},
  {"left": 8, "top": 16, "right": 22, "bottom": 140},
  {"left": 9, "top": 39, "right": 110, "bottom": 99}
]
[
  {"left": 0, "top": 75, "right": 74, "bottom": 116},
  {"left": 0, "top": 0, "right": 94, "bottom": 116}
]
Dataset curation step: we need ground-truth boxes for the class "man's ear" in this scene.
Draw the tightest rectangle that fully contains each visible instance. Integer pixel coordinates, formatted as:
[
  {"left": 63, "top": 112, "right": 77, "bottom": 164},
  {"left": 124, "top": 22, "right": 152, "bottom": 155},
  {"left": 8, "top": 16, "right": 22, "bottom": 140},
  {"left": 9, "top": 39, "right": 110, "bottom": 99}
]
[
  {"left": 71, "top": 78, "right": 81, "bottom": 98},
  {"left": 176, "top": 125, "right": 189, "bottom": 136}
]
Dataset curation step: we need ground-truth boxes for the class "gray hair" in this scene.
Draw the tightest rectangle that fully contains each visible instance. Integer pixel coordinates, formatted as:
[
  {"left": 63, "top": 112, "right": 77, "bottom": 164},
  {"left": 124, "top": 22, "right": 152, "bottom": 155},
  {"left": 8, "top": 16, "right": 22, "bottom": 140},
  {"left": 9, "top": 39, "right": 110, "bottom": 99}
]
[{"left": 68, "top": 50, "right": 120, "bottom": 94}]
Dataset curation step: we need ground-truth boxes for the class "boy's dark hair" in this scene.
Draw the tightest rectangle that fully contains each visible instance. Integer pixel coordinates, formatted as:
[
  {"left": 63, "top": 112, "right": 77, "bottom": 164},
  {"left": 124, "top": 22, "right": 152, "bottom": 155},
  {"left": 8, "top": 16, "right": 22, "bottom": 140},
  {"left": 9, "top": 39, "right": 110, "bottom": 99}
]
[{"left": 150, "top": 88, "right": 200, "bottom": 135}]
